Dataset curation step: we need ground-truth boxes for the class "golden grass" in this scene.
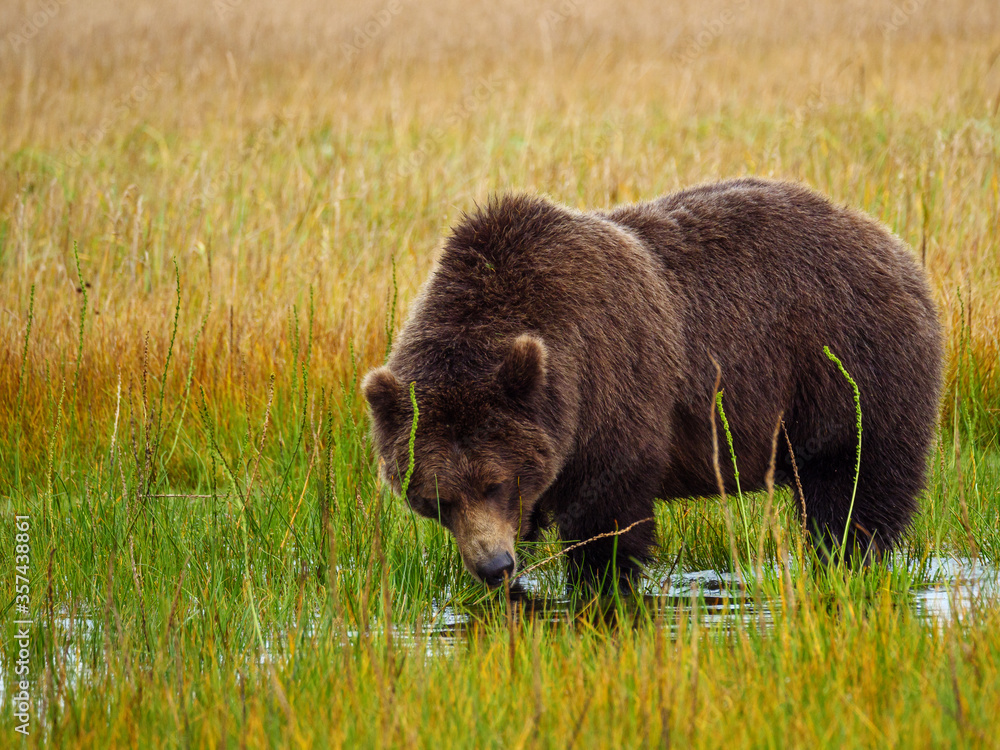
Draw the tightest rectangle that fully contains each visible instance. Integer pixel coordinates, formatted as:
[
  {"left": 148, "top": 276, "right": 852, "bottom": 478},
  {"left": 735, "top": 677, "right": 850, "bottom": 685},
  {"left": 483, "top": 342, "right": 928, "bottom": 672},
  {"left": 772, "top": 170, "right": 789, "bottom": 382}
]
[{"left": 1, "top": 0, "right": 999, "bottom": 466}]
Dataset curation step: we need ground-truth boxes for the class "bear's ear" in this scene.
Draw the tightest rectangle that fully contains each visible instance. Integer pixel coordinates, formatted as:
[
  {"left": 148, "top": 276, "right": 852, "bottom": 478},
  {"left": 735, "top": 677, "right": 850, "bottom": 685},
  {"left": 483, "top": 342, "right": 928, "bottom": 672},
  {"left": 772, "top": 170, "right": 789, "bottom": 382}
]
[
  {"left": 497, "top": 334, "right": 548, "bottom": 403},
  {"left": 362, "top": 367, "right": 404, "bottom": 432}
]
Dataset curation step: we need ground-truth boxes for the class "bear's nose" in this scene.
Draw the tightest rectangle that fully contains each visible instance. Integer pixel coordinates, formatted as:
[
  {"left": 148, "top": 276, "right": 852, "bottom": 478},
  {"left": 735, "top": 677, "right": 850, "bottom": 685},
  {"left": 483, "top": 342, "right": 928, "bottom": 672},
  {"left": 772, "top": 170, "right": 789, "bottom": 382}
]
[{"left": 477, "top": 551, "right": 515, "bottom": 587}]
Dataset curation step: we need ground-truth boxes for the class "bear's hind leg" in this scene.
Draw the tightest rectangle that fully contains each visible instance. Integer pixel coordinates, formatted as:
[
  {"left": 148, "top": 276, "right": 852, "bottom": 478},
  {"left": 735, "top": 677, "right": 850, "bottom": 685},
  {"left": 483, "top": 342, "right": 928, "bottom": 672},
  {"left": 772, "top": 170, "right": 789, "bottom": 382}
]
[{"left": 797, "top": 442, "right": 922, "bottom": 564}]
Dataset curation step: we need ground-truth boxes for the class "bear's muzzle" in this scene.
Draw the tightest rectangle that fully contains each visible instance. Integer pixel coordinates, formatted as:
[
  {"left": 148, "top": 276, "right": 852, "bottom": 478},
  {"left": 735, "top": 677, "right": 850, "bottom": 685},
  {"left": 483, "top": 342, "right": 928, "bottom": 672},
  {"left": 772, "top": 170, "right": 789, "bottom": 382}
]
[
  {"left": 475, "top": 551, "right": 515, "bottom": 587},
  {"left": 452, "top": 505, "right": 517, "bottom": 587}
]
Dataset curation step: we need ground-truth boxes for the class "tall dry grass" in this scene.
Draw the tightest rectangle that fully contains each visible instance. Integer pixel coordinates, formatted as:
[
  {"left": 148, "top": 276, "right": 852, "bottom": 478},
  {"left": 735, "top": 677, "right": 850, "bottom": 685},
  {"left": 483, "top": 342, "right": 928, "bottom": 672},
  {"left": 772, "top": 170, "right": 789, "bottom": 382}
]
[{"left": 1, "top": 0, "right": 999, "bottom": 475}]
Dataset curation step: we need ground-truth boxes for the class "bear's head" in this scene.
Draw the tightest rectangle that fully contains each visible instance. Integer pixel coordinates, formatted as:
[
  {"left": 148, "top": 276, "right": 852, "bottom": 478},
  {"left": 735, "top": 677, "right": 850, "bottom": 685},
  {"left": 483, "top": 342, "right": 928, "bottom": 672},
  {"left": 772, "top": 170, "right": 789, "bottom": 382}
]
[{"left": 362, "top": 334, "right": 558, "bottom": 586}]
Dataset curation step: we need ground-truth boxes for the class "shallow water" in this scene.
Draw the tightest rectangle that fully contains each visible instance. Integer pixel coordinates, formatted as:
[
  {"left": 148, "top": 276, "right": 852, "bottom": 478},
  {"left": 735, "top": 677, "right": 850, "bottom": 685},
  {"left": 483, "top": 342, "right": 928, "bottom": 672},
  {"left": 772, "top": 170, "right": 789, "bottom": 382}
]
[
  {"left": 3, "top": 556, "right": 996, "bottom": 698},
  {"left": 908, "top": 556, "right": 999, "bottom": 622},
  {"left": 415, "top": 555, "right": 1000, "bottom": 649}
]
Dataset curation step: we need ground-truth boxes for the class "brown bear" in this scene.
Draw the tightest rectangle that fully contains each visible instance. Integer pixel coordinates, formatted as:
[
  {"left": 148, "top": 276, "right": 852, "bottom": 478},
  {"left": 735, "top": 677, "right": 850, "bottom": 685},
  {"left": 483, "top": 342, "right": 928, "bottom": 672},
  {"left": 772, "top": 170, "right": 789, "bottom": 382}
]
[{"left": 363, "top": 178, "right": 943, "bottom": 589}]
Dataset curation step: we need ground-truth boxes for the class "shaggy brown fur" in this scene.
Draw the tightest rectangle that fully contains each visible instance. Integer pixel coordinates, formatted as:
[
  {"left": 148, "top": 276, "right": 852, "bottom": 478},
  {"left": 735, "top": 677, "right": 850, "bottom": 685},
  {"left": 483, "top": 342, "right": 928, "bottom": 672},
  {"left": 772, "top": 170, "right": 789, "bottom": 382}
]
[{"left": 363, "top": 178, "right": 943, "bottom": 589}]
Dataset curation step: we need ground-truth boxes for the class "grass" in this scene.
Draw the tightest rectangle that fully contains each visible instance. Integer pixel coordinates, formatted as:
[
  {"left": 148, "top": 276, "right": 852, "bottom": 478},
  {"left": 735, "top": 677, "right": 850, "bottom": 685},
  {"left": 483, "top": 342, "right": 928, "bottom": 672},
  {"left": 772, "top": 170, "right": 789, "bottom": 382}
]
[
  {"left": 822, "top": 345, "right": 864, "bottom": 559},
  {"left": 1, "top": 0, "right": 1000, "bottom": 746}
]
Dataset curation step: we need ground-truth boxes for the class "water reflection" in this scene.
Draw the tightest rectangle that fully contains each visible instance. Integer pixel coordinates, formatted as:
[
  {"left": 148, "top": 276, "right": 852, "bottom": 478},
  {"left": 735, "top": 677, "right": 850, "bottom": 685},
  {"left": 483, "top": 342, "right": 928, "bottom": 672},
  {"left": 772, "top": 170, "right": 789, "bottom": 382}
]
[
  {"left": 7, "top": 556, "right": 996, "bottom": 687},
  {"left": 909, "top": 556, "right": 998, "bottom": 622},
  {"left": 416, "top": 556, "right": 999, "bottom": 650}
]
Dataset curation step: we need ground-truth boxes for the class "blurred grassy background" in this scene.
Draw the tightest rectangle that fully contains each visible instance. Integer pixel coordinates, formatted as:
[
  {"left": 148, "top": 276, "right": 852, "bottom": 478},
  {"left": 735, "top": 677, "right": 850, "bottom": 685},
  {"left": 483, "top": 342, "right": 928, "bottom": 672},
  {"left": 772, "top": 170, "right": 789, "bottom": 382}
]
[{"left": 2, "top": 0, "right": 999, "bottom": 479}]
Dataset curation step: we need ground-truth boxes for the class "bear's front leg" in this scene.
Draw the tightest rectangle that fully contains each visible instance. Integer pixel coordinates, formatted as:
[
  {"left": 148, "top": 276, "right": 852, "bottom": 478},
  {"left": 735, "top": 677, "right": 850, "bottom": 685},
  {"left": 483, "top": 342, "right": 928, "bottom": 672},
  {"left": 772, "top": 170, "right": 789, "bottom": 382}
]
[{"left": 555, "top": 470, "right": 658, "bottom": 592}]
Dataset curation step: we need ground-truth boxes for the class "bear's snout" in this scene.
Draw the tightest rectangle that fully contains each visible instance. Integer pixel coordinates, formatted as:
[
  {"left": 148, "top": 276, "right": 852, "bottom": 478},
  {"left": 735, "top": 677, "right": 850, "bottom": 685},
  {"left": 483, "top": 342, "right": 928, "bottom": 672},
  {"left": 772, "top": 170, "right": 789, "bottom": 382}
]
[
  {"left": 452, "top": 505, "right": 517, "bottom": 586},
  {"left": 476, "top": 551, "right": 515, "bottom": 587}
]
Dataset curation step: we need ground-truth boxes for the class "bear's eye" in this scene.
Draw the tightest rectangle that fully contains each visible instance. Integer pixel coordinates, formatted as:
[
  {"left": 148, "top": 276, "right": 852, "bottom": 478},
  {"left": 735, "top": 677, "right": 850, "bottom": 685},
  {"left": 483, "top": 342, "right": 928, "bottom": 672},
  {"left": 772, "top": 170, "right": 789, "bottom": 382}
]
[
  {"left": 406, "top": 493, "right": 450, "bottom": 521},
  {"left": 483, "top": 482, "right": 503, "bottom": 500}
]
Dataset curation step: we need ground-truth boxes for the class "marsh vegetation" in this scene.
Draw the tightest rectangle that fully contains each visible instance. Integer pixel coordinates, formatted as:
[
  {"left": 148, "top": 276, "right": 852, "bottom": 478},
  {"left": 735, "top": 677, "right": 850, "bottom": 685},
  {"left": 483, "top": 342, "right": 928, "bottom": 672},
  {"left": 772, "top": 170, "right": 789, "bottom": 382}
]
[{"left": 1, "top": 0, "right": 999, "bottom": 746}]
